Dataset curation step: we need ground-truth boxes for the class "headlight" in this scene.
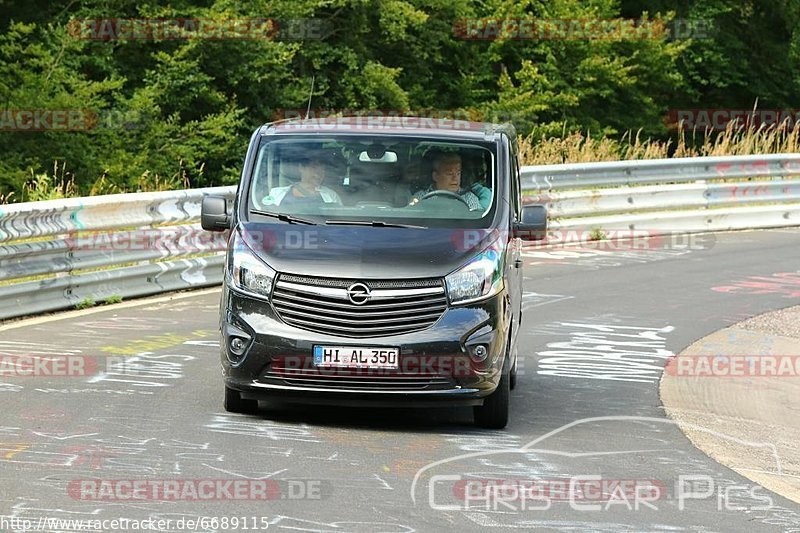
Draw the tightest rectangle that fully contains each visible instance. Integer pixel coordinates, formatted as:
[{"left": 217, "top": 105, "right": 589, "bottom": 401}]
[
  {"left": 229, "top": 232, "right": 276, "bottom": 298},
  {"left": 445, "top": 239, "right": 504, "bottom": 304}
]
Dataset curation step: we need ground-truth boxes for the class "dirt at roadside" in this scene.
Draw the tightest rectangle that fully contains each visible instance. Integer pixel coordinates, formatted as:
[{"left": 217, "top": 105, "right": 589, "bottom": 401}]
[{"left": 661, "top": 306, "right": 800, "bottom": 504}]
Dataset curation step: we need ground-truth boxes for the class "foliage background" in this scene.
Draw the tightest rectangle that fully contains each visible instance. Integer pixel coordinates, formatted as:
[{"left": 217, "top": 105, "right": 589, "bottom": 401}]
[{"left": 0, "top": 0, "right": 798, "bottom": 201}]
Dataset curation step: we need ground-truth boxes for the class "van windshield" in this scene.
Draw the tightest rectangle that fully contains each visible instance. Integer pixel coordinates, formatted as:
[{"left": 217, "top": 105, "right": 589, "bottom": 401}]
[{"left": 248, "top": 135, "right": 497, "bottom": 228}]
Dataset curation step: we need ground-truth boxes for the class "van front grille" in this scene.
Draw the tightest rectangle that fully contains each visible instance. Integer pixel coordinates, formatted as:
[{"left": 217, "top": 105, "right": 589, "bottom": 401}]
[
  {"left": 271, "top": 274, "right": 447, "bottom": 337},
  {"left": 264, "top": 362, "right": 456, "bottom": 390}
]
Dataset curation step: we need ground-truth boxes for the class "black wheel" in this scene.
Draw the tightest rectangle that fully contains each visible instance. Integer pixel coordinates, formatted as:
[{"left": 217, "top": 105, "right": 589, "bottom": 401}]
[
  {"left": 474, "top": 362, "right": 510, "bottom": 429},
  {"left": 224, "top": 386, "right": 259, "bottom": 414}
]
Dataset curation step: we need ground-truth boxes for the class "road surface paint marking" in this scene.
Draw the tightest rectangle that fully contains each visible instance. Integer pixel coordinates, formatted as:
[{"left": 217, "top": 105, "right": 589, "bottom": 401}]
[
  {"left": 34, "top": 387, "right": 154, "bottom": 395},
  {"left": 205, "top": 414, "right": 321, "bottom": 443},
  {"left": 99, "top": 330, "right": 212, "bottom": 355},
  {"left": 712, "top": 271, "right": 800, "bottom": 297},
  {"left": 89, "top": 352, "right": 195, "bottom": 387},
  {"left": 0, "top": 288, "right": 219, "bottom": 332},
  {"left": 535, "top": 322, "right": 674, "bottom": 382},
  {"left": 521, "top": 292, "right": 575, "bottom": 310},
  {"left": 0, "top": 443, "right": 30, "bottom": 459}
]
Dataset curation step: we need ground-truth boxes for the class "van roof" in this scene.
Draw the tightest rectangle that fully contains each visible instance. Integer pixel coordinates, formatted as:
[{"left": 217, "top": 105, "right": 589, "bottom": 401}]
[{"left": 260, "top": 116, "right": 516, "bottom": 140}]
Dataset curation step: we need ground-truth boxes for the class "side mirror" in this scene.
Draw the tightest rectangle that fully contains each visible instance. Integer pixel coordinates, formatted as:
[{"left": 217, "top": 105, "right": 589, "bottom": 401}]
[
  {"left": 514, "top": 204, "right": 547, "bottom": 241},
  {"left": 201, "top": 195, "right": 231, "bottom": 231}
]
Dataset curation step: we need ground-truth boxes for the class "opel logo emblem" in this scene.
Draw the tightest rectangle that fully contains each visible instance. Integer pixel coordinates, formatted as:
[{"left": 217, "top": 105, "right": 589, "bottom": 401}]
[{"left": 346, "top": 282, "right": 371, "bottom": 305}]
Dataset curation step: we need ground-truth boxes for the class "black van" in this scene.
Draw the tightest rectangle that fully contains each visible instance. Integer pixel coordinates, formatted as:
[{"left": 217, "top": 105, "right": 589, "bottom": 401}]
[{"left": 201, "top": 117, "right": 546, "bottom": 428}]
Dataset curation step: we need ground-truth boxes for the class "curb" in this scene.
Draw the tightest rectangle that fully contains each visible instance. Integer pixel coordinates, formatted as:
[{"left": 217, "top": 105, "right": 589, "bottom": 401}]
[{"left": 660, "top": 305, "right": 800, "bottom": 504}]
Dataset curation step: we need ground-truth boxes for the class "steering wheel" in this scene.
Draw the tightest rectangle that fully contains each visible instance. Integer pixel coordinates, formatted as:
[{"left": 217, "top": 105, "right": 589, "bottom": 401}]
[{"left": 419, "top": 189, "right": 471, "bottom": 208}]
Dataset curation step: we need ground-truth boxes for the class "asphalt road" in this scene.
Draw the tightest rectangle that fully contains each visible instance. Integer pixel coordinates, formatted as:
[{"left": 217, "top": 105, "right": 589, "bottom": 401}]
[{"left": 1, "top": 229, "right": 800, "bottom": 532}]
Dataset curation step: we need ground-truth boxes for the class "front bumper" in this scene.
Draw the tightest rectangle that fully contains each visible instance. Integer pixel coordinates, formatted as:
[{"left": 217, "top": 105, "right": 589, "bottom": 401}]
[{"left": 220, "top": 284, "right": 511, "bottom": 407}]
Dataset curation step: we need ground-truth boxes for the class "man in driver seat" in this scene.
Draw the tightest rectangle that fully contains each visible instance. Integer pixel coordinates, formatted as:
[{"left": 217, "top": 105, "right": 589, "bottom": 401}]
[{"left": 409, "top": 152, "right": 491, "bottom": 211}]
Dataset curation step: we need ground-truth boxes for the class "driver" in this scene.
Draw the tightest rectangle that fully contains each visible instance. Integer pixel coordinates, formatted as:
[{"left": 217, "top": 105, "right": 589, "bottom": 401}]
[
  {"left": 408, "top": 152, "right": 491, "bottom": 211},
  {"left": 262, "top": 152, "right": 342, "bottom": 206}
]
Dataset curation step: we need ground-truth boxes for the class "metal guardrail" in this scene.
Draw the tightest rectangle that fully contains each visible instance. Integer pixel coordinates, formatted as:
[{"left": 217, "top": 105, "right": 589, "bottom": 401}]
[
  {"left": 522, "top": 154, "right": 800, "bottom": 234},
  {"left": 520, "top": 153, "right": 800, "bottom": 191},
  {"left": 0, "top": 187, "right": 234, "bottom": 320},
  {"left": 1, "top": 154, "right": 799, "bottom": 320}
]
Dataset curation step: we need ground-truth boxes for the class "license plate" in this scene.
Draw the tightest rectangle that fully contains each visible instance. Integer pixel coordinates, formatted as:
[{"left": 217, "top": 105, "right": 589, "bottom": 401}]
[{"left": 313, "top": 345, "right": 399, "bottom": 369}]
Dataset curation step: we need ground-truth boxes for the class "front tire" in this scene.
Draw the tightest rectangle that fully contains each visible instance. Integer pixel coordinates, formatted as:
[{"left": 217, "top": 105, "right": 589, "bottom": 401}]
[
  {"left": 474, "top": 364, "right": 510, "bottom": 429},
  {"left": 224, "top": 386, "right": 259, "bottom": 414}
]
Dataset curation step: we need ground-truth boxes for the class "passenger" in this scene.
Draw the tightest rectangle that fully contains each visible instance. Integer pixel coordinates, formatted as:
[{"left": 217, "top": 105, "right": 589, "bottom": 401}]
[
  {"left": 409, "top": 152, "right": 491, "bottom": 211},
  {"left": 262, "top": 153, "right": 342, "bottom": 206}
]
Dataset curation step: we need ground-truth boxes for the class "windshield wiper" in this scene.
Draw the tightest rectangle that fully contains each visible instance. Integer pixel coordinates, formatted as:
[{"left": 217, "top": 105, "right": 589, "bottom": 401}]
[
  {"left": 324, "top": 219, "right": 427, "bottom": 229},
  {"left": 249, "top": 209, "right": 317, "bottom": 225}
]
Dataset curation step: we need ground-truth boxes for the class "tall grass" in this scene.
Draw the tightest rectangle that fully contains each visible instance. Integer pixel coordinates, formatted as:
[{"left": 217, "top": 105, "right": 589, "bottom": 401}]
[
  {"left": 22, "top": 161, "right": 78, "bottom": 202},
  {"left": 518, "top": 121, "right": 800, "bottom": 166},
  {"left": 6, "top": 123, "right": 800, "bottom": 203},
  {"left": 12, "top": 162, "right": 195, "bottom": 203}
]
